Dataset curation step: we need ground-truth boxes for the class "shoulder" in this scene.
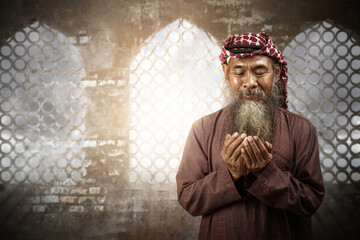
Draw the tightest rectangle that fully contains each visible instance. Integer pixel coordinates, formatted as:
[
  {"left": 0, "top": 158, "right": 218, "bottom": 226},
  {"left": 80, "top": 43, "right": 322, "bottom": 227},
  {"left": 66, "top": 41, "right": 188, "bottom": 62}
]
[
  {"left": 192, "top": 107, "right": 227, "bottom": 132},
  {"left": 278, "top": 108, "right": 317, "bottom": 135}
]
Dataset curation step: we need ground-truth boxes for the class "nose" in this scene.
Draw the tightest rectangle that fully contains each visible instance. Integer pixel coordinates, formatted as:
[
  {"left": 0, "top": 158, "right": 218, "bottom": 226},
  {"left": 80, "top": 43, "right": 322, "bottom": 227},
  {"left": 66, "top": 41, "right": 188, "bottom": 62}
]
[{"left": 242, "top": 72, "right": 258, "bottom": 90}]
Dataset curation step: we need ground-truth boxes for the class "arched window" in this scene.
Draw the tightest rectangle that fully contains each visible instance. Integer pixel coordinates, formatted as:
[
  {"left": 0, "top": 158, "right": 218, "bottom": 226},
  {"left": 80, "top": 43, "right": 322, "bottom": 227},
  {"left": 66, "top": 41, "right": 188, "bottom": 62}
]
[
  {"left": 128, "top": 19, "right": 223, "bottom": 184},
  {"left": 0, "top": 21, "right": 86, "bottom": 184},
  {"left": 283, "top": 21, "right": 360, "bottom": 184}
]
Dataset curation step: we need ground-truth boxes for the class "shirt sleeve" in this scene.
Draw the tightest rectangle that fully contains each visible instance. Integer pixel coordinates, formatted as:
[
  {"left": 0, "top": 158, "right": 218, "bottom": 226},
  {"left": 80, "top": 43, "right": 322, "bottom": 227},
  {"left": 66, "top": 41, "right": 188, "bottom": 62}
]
[
  {"left": 243, "top": 125, "right": 325, "bottom": 217},
  {"left": 176, "top": 123, "right": 242, "bottom": 216}
]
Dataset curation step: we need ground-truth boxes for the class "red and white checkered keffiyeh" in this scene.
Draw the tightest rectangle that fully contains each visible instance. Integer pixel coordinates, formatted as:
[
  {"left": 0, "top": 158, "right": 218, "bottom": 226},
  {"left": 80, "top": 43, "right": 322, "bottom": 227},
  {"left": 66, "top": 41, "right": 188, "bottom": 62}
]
[{"left": 219, "top": 32, "right": 288, "bottom": 109}]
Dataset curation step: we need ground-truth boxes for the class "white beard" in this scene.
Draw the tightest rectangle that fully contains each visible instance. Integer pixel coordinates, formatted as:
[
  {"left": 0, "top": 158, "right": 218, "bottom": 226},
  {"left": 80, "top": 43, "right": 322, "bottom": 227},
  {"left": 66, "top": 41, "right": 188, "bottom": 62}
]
[{"left": 233, "top": 100, "right": 273, "bottom": 142}]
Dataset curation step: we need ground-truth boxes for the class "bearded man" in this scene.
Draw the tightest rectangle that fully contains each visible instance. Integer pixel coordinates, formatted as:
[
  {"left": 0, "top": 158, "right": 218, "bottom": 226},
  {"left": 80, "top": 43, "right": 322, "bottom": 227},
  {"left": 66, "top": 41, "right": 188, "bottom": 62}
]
[{"left": 176, "top": 32, "right": 325, "bottom": 240}]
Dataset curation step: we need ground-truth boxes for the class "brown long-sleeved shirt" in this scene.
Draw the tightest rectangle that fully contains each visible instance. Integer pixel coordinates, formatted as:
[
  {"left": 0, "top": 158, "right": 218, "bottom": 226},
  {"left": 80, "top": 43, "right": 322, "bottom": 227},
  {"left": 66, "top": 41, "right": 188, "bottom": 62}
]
[{"left": 176, "top": 107, "right": 324, "bottom": 240}]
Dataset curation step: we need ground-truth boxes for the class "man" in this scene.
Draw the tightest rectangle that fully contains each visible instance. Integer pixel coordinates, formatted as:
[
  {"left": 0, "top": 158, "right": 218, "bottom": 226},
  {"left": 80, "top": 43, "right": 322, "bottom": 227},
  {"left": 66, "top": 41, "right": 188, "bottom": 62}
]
[{"left": 176, "top": 32, "right": 324, "bottom": 240}]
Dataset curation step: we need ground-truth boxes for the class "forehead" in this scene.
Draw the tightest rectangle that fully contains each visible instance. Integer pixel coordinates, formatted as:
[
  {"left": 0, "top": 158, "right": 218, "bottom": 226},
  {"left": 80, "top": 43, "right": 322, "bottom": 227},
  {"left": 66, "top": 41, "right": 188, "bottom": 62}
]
[{"left": 228, "top": 55, "right": 274, "bottom": 68}]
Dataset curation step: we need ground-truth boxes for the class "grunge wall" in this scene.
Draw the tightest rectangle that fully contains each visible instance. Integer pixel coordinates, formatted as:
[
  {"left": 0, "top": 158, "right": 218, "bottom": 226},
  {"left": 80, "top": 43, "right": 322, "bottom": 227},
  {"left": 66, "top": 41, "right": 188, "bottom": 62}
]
[{"left": 0, "top": 0, "right": 359, "bottom": 239}]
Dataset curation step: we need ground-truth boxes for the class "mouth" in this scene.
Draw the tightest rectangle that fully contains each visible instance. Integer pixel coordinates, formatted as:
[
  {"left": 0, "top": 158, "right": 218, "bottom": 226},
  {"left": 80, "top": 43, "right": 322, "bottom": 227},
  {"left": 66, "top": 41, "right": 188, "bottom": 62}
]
[{"left": 242, "top": 95, "right": 259, "bottom": 101}]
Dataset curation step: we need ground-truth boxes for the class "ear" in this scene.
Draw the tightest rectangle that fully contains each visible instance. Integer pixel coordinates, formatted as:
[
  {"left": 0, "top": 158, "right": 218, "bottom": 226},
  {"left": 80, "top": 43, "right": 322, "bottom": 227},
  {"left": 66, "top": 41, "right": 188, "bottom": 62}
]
[
  {"left": 222, "top": 64, "right": 228, "bottom": 75},
  {"left": 274, "top": 64, "right": 281, "bottom": 82}
]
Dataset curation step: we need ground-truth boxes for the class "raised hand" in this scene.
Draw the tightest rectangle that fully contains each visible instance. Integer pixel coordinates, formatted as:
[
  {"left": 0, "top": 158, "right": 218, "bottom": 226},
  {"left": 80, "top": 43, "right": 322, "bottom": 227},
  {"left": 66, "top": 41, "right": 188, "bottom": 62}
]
[
  {"left": 221, "top": 132, "right": 247, "bottom": 182},
  {"left": 241, "top": 136, "right": 273, "bottom": 177}
]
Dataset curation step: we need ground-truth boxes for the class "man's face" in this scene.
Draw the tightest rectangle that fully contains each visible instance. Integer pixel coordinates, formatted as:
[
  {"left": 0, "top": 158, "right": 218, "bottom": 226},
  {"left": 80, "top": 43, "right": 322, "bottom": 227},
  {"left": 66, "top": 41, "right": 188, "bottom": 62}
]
[{"left": 222, "top": 55, "right": 280, "bottom": 102}]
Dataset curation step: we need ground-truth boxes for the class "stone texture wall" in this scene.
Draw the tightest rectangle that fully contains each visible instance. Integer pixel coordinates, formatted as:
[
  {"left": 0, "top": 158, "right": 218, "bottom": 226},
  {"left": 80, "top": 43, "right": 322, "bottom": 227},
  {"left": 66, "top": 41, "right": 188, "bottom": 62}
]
[{"left": 0, "top": 0, "right": 359, "bottom": 239}]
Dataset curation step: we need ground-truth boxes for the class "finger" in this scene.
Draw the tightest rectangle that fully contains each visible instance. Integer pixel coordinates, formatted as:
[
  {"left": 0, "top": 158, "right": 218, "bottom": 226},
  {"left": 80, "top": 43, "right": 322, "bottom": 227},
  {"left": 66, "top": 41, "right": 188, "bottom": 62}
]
[
  {"left": 264, "top": 141, "right": 273, "bottom": 152},
  {"left": 243, "top": 138, "right": 257, "bottom": 168},
  {"left": 222, "top": 132, "right": 238, "bottom": 155},
  {"left": 253, "top": 136, "right": 270, "bottom": 160},
  {"left": 248, "top": 136, "right": 264, "bottom": 166},
  {"left": 226, "top": 132, "right": 245, "bottom": 156},
  {"left": 229, "top": 133, "right": 247, "bottom": 160},
  {"left": 241, "top": 148, "right": 251, "bottom": 170}
]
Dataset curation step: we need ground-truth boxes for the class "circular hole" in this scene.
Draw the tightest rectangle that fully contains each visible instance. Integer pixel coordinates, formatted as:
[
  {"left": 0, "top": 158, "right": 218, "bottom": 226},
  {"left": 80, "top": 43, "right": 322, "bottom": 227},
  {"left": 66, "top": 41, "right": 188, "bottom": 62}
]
[
  {"left": 294, "top": 45, "right": 306, "bottom": 56},
  {"left": 1, "top": 72, "right": 11, "bottom": 84},
  {"left": 14, "top": 171, "right": 26, "bottom": 182},
  {"left": 295, "top": 87, "right": 306, "bottom": 98},
  {"left": 71, "top": 158, "right": 82, "bottom": 169},
  {"left": 336, "top": 101, "right": 348, "bottom": 113},
  {"left": 28, "top": 171, "right": 40, "bottom": 183},
  {"left": 351, "top": 129, "right": 360, "bottom": 140},
  {"left": 14, "top": 58, "right": 26, "bottom": 70},
  {"left": 351, "top": 101, "right": 360, "bottom": 112},
  {"left": 1, "top": 171, "right": 12, "bottom": 182},
  {"left": 350, "top": 45, "right": 360, "bottom": 57},
  {"left": 323, "top": 144, "right": 334, "bottom": 155},
  {"left": 336, "top": 31, "right": 348, "bottom": 42},
  {"left": 323, "top": 31, "right": 335, "bottom": 43},
  {"left": 337, "top": 45, "right": 349, "bottom": 57},
  {"left": 71, "top": 144, "right": 81, "bottom": 153},
  {"left": 169, "top": 46, "right": 180, "bottom": 57},
  {"left": 42, "top": 101, "right": 53, "bottom": 112},
  {"left": 336, "top": 115, "right": 348, "bottom": 127},
  {"left": 1, "top": 114, "right": 12, "bottom": 125},
  {"left": 336, "top": 144, "right": 348, "bottom": 155},
  {"left": 323, "top": 59, "right": 335, "bottom": 70},
  {"left": 336, "top": 59, "right": 349, "bottom": 71},
  {"left": 1, "top": 142, "right": 12, "bottom": 154},
  {"left": 336, "top": 72, "right": 349, "bottom": 85},
  {"left": 169, "top": 32, "right": 180, "bottom": 43},
  {"left": 1, "top": 45, "right": 11, "bottom": 56},
  {"left": 14, "top": 45, "right": 26, "bottom": 57},
  {"left": 351, "top": 59, "right": 360, "bottom": 71},
  {"left": 351, "top": 115, "right": 360, "bottom": 127},
  {"left": 1, "top": 128, "right": 12, "bottom": 140},
  {"left": 14, "top": 142, "right": 25, "bottom": 153},
  {"left": 57, "top": 158, "right": 67, "bottom": 168},
  {"left": 309, "top": 59, "right": 320, "bottom": 71},
  {"left": 322, "top": 158, "right": 334, "bottom": 168},
  {"left": 294, "top": 58, "right": 306, "bottom": 70},
  {"left": 169, "top": 144, "right": 180, "bottom": 155},
  {"left": 350, "top": 172, "right": 360, "bottom": 182},
  {"left": 323, "top": 45, "right": 334, "bottom": 56},
  {"left": 169, "top": 158, "right": 180, "bottom": 169},
  {"left": 29, "top": 45, "right": 40, "bottom": 57},
  {"left": 14, "top": 31, "right": 26, "bottom": 42},
  {"left": 336, "top": 171, "right": 348, "bottom": 182},
  {"left": 322, "top": 129, "right": 335, "bottom": 140},
  {"left": 0, "top": 58, "right": 12, "bottom": 71},
  {"left": 351, "top": 143, "right": 360, "bottom": 154},
  {"left": 71, "top": 171, "right": 81, "bottom": 181},
  {"left": 351, "top": 158, "right": 360, "bottom": 168},
  {"left": 308, "top": 31, "right": 321, "bottom": 43},
  {"left": 140, "top": 172, "right": 151, "bottom": 183},
  {"left": 322, "top": 100, "right": 335, "bottom": 113},
  {"left": 295, "top": 32, "right": 306, "bottom": 43},
  {"left": 57, "top": 171, "right": 67, "bottom": 182},
  {"left": 336, "top": 87, "right": 349, "bottom": 99},
  {"left": 43, "top": 31, "right": 54, "bottom": 42},
  {"left": 15, "top": 157, "right": 26, "bottom": 168},
  {"left": 155, "top": 158, "right": 166, "bottom": 168},
  {"left": 323, "top": 115, "right": 335, "bottom": 127},
  {"left": 1, "top": 157, "right": 12, "bottom": 168},
  {"left": 28, "top": 31, "right": 40, "bottom": 42},
  {"left": 323, "top": 73, "right": 335, "bottom": 85},
  {"left": 154, "top": 172, "right": 166, "bottom": 183},
  {"left": 350, "top": 87, "right": 360, "bottom": 99}
]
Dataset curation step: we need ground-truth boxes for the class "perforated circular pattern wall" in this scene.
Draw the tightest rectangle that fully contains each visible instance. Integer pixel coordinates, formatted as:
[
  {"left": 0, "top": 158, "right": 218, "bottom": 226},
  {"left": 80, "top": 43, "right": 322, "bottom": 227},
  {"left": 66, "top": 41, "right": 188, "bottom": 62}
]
[
  {"left": 284, "top": 21, "right": 360, "bottom": 183},
  {"left": 0, "top": 21, "right": 86, "bottom": 184},
  {"left": 129, "top": 19, "right": 223, "bottom": 184}
]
